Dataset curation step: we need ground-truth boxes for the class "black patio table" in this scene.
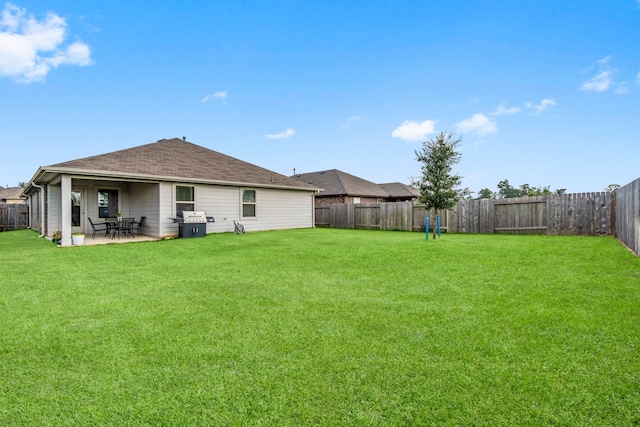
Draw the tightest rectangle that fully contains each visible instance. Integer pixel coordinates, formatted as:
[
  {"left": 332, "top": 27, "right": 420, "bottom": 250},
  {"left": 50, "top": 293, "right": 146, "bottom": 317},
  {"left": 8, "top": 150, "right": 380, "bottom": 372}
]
[{"left": 106, "top": 218, "right": 136, "bottom": 239}]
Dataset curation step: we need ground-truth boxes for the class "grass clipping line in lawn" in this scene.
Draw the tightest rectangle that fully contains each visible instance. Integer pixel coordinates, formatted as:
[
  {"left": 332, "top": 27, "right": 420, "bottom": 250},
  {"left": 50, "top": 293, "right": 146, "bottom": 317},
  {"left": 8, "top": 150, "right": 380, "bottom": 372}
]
[{"left": 1, "top": 229, "right": 639, "bottom": 425}]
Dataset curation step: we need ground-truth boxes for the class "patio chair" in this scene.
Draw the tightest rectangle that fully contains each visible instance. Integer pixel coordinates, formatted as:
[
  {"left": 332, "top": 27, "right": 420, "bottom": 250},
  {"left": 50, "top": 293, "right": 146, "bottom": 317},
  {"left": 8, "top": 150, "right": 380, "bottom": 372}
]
[
  {"left": 88, "top": 217, "right": 108, "bottom": 239},
  {"left": 120, "top": 218, "right": 136, "bottom": 238},
  {"left": 234, "top": 220, "right": 245, "bottom": 234},
  {"left": 137, "top": 216, "right": 146, "bottom": 236}
]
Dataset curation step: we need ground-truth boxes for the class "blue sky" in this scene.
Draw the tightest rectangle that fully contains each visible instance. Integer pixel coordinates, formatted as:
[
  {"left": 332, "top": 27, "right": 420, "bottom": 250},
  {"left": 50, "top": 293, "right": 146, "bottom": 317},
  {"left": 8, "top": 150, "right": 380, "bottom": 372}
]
[{"left": 2, "top": 1, "right": 639, "bottom": 193}]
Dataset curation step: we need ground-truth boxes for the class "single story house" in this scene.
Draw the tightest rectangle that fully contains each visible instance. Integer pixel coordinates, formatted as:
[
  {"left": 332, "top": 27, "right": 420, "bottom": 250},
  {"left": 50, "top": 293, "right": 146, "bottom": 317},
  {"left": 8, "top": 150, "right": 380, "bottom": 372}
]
[
  {"left": 23, "top": 138, "right": 320, "bottom": 246},
  {"left": 378, "top": 182, "right": 420, "bottom": 202},
  {"left": 0, "top": 186, "right": 27, "bottom": 204},
  {"left": 291, "top": 169, "right": 419, "bottom": 204}
]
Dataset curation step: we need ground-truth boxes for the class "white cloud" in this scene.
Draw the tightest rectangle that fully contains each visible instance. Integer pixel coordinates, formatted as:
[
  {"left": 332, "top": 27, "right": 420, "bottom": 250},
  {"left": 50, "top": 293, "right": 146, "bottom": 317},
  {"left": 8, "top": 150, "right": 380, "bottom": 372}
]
[
  {"left": 341, "top": 115, "right": 362, "bottom": 128},
  {"left": 580, "top": 56, "right": 628, "bottom": 93},
  {"left": 455, "top": 113, "right": 496, "bottom": 135},
  {"left": 525, "top": 98, "right": 557, "bottom": 114},
  {"left": 0, "top": 3, "right": 92, "bottom": 83},
  {"left": 265, "top": 128, "right": 295, "bottom": 140},
  {"left": 201, "top": 90, "right": 227, "bottom": 102},
  {"left": 391, "top": 119, "right": 436, "bottom": 142},
  {"left": 614, "top": 83, "right": 629, "bottom": 94},
  {"left": 581, "top": 70, "right": 613, "bottom": 92},
  {"left": 490, "top": 103, "right": 521, "bottom": 116}
]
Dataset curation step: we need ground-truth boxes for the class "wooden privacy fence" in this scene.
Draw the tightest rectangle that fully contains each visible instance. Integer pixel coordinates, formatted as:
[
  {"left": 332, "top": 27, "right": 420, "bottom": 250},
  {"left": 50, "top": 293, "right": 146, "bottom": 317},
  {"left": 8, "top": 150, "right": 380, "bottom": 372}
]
[
  {"left": 450, "top": 193, "right": 613, "bottom": 235},
  {"left": 0, "top": 204, "right": 29, "bottom": 231},
  {"left": 615, "top": 178, "right": 640, "bottom": 256},
  {"left": 315, "top": 202, "right": 448, "bottom": 232},
  {"left": 315, "top": 192, "right": 614, "bottom": 236}
]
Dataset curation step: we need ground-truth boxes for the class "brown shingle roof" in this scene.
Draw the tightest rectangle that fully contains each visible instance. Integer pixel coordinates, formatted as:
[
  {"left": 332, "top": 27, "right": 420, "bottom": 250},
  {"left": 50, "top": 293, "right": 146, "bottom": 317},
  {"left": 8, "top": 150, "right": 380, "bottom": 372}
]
[
  {"left": 0, "top": 186, "right": 26, "bottom": 201},
  {"left": 292, "top": 169, "right": 389, "bottom": 198},
  {"left": 378, "top": 182, "right": 420, "bottom": 199},
  {"left": 47, "top": 138, "right": 317, "bottom": 190}
]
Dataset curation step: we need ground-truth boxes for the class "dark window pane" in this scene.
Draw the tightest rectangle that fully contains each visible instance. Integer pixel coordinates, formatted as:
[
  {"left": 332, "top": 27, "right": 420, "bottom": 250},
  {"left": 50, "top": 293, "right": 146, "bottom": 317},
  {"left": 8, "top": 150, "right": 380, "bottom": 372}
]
[
  {"left": 98, "top": 189, "right": 118, "bottom": 218},
  {"left": 177, "top": 203, "right": 195, "bottom": 216},
  {"left": 242, "top": 204, "right": 255, "bottom": 217},
  {"left": 71, "top": 191, "right": 81, "bottom": 226},
  {"left": 72, "top": 206, "right": 81, "bottom": 226},
  {"left": 242, "top": 190, "right": 255, "bottom": 203},
  {"left": 176, "top": 186, "right": 194, "bottom": 202}
]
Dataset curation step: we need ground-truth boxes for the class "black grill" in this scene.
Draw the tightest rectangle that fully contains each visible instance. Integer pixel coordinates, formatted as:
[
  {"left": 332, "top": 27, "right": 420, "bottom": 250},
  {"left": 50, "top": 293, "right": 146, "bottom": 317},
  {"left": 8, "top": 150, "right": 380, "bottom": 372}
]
[{"left": 177, "top": 211, "right": 213, "bottom": 238}]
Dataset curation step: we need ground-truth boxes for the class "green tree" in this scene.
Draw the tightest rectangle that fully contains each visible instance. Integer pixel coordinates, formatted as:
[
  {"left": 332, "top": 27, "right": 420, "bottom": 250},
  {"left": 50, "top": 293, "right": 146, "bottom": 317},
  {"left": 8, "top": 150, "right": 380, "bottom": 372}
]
[
  {"left": 496, "top": 180, "right": 558, "bottom": 198},
  {"left": 497, "top": 179, "right": 526, "bottom": 198},
  {"left": 413, "top": 131, "right": 463, "bottom": 238},
  {"left": 476, "top": 188, "right": 495, "bottom": 199},
  {"left": 525, "top": 185, "right": 552, "bottom": 196},
  {"left": 605, "top": 184, "right": 620, "bottom": 192}
]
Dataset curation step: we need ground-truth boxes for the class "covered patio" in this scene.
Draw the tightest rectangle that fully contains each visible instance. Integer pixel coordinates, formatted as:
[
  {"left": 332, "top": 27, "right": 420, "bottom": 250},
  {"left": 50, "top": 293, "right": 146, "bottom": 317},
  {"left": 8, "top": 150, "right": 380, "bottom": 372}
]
[
  {"left": 72, "top": 234, "right": 161, "bottom": 246},
  {"left": 33, "top": 174, "right": 163, "bottom": 247}
]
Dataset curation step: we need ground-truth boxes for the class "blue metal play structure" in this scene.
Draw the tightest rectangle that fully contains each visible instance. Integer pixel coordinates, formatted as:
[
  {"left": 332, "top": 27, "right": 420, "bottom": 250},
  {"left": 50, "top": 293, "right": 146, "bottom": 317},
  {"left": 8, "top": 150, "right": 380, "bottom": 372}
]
[
  {"left": 425, "top": 213, "right": 429, "bottom": 240},
  {"left": 425, "top": 213, "right": 441, "bottom": 240}
]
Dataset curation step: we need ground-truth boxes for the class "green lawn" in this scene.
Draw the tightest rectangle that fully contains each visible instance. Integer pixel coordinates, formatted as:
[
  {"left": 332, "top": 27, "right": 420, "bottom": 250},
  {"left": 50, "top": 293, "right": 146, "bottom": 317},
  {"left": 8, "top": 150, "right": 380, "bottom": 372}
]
[{"left": 1, "top": 228, "right": 639, "bottom": 426}]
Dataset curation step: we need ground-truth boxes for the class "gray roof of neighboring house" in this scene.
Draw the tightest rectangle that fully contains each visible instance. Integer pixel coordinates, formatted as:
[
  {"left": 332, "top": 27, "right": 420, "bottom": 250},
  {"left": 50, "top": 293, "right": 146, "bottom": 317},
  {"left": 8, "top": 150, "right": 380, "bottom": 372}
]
[
  {"left": 379, "top": 182, "right": 420, "bottom": 199},
  {"left": 292, "top": 169, "right": 389, "bottom": 198},
  {"left": 29, "top": 138, "right": 318, "bottom": 191}
]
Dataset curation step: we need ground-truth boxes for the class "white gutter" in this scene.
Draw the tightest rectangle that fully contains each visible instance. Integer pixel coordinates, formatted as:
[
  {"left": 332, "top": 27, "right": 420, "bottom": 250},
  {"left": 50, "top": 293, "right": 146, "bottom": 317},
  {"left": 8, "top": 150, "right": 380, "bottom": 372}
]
[{"left": 29, "top": 181, "right": 45, "bottom": 237}]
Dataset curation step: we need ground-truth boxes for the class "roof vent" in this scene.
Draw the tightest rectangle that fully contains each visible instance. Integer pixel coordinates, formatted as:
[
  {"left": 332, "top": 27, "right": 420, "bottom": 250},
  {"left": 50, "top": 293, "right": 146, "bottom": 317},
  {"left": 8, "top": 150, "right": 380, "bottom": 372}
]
[{"left": 182, "top": 136, "right": 186, "bottom": 141}]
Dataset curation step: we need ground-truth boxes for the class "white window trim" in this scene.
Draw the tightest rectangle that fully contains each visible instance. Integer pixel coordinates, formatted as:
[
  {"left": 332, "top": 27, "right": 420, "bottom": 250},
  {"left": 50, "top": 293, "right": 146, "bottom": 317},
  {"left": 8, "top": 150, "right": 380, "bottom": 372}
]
[
  {"left": 241, "top": 188, "right": 257, "bottom": 219},
  {"left": 175, "top": 184, "right": 196, "bottom": 217}
]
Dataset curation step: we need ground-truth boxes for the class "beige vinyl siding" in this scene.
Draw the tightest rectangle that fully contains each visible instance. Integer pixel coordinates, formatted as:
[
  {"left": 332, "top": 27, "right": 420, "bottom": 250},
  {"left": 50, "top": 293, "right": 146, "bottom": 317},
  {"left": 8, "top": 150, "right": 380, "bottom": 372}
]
[
  {"left": 195, "top": 185, "right": 315, "bottom": 234},
  {"left": 246, "top": 188, "right": 314, "bottom": 232},
  {"left": 159, "top": 182, "right": 178, "bottom": 237},
  {"left": 196, "top": 185, "right": 240, "bottom": 233},
  {"left": 49, "top": 184, "right": 60, "bottom": 235},
  {"left": 130, "top": 182, "right": 160, "bottom": 237},
  {"left": 155, "top": 182, "right": 316, "bottom": 237}
]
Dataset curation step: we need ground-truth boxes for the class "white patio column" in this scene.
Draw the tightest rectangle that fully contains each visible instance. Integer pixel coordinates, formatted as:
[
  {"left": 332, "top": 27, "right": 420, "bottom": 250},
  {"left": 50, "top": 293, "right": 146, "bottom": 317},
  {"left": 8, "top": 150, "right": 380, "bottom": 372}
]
[{"left": 60, "top": 175, "right": 72, "bottom": 247}]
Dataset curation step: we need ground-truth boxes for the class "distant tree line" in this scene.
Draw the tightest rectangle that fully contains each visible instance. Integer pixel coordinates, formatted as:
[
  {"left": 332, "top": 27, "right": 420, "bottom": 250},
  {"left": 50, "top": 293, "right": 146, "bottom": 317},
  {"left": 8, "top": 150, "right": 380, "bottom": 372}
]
[
  {"left": 474, "top": 181, "right": 622, "bottom": 199},
  {"left": 474, "top": 180, "right": 566, "bottom": 199}
]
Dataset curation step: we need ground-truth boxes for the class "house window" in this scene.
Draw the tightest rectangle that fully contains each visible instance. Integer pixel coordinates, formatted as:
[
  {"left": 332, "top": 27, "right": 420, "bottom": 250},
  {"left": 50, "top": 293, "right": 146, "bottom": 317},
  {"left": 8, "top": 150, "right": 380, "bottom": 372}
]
[
  {"left": 98, "top": 189, "right": 118, "bottom": 218},
  {"left": 176, "top": 185, "right": 195, "bottom": 217},
  {"left": 353, "top": 197, "right": 361, "bottom": 204},
  {"left": 242, "top": 189, "right": 256, "bottom": 218}
]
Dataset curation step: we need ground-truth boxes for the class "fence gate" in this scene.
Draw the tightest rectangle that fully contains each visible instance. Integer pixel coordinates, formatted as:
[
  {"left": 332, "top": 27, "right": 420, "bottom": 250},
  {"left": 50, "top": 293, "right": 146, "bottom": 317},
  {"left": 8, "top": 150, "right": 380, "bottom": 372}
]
[{"left": 493, "top": 197, "right": 548, "bottom": 234}]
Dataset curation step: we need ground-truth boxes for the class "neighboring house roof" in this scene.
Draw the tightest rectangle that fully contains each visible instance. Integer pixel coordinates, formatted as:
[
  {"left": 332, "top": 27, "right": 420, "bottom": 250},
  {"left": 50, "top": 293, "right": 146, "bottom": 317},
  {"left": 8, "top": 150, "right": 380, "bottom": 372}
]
[
  {"left": 292, "top": 169, "right": 389, "bottom": 198},
  {"left": 379, "top": 182, "right": 420, "bottom": 199},
  {"left": 0, "top": 186, "right": 26, "bottom": 202},
  {"left": 25, "top": 138, "right": 319, "bottom": 192}
]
